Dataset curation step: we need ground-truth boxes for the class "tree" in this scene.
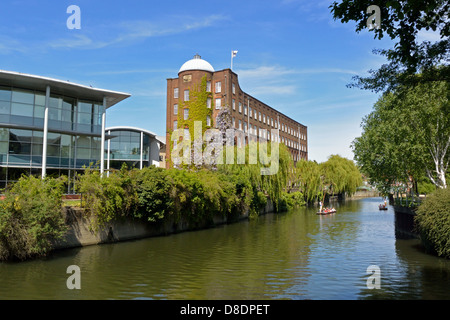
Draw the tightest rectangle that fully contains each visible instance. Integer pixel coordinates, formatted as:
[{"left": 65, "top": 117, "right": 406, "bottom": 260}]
[
  {"left": 330, "top": 0, "right": 449, "bottom": 92},
  {"left": 352, "top": 81, "right": 449, "bottom": 191}
]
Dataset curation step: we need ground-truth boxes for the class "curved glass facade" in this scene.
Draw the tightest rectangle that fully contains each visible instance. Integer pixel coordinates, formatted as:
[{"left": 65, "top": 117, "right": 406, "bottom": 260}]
[
  {"left": 0, "top": 85, "right": 105, "bottom": 190},
  {"left": 106, "top": 129, "right": 151, "bottom": 170}
]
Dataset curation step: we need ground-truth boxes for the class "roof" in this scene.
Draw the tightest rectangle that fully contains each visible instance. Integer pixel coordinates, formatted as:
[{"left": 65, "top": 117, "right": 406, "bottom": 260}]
[
  {"left": 0, "top": 70, "right": 130, "bottom": 108},
  {"left": 179, "top": 54, "right": 214, "bottom": 74},
  {"left": 106, "top": 126, "right": 165, "bottom": 145}
]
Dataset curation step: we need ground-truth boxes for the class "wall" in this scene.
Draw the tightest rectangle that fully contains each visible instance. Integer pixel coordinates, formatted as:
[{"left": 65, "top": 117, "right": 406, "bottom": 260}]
[{"left": 54, "top": 198, "right": 275, "bottom": 250}]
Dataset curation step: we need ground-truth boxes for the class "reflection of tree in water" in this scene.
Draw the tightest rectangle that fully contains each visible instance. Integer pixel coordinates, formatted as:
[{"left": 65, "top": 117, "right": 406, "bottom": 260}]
[{"left": 359, "top": 238, "right": 450, "bottom": 300}]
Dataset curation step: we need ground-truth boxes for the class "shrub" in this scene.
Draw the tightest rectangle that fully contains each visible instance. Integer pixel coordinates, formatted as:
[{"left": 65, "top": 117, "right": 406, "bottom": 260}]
[
  {"left": 415, "top": 187, "right": 450, "bottom": 258},
  {"left": 0, "top": 175, "right": 67, "bottom": 261},
  {"left": 76, "top": 166, "right": 138, "bottom": 233},
  {"left": 133, "top": 166, "right": 173, "bottom": 222}
]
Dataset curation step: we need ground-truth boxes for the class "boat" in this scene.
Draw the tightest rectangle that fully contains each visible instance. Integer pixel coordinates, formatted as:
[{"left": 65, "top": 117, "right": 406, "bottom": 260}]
[
  {"left": 316, "top": 208, "right": 337, "bottom": 215},
  {"left": 379, "top": 204, "right": 388, "bottom": 211}
]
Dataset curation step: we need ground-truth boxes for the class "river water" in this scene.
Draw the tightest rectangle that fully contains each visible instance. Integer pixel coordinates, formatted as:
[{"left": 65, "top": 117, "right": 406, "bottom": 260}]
[{"left": 1, "top": 197, "right": 450, "bottom": 300}]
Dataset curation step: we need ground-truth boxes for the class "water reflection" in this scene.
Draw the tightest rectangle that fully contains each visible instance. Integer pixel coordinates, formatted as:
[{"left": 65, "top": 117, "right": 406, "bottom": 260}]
[{"left": 1, "top": 197, "right": 450, "bottom": 300}]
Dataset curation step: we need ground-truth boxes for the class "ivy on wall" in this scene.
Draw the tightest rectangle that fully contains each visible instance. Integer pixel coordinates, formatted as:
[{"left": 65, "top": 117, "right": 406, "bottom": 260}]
[{"left": 177, "top": 74, "right": 214, "bottom": 139}]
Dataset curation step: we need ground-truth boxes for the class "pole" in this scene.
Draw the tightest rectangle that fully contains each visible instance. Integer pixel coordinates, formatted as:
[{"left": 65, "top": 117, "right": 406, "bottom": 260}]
[{"left": 41, "top": 85, "right": 50, "bottom": 179}]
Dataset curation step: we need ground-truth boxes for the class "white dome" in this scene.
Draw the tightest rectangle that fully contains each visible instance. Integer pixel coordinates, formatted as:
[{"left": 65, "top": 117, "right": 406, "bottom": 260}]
[{"left": 178, "top": 54, "right": 214, "bottom": 73}]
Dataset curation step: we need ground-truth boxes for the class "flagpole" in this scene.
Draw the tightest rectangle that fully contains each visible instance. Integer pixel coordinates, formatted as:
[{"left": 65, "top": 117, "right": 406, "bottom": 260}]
[{"left": 231, "top": 51, "right": 233, "bottom": 70}]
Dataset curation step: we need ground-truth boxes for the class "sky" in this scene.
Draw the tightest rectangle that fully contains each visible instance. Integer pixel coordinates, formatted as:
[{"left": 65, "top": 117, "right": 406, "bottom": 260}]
[{"left": 0, "top": 0, "right": 409, "bottom": 163}]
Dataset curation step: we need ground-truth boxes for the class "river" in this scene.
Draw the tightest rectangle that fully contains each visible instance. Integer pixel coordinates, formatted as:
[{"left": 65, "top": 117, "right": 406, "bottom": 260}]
[{"left": 1, "top": 197, "right": 450, "bottom": 300}]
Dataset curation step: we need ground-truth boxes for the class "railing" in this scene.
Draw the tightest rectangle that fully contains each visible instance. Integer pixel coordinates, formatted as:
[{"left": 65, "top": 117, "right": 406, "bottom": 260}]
[{"left": 393, "top": 194, "right": 423, "bottom": 209}]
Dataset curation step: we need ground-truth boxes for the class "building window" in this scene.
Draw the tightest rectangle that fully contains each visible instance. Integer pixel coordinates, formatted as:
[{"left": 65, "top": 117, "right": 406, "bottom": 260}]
[
  {"left": 239, "top": 120, "right": 242, "bottom": 130},
  {"left": 239, "top": 102, "right": 242, "bottom": 113},
  {"left": 215, "top": 81, "right": 221, "bottom": 93},
  {"left": 249, "top": 107, "right": 252, "bottom": 118},
  {"left": 244, "top": 122, "right": 247, "bottom": 133},
  {"left": 184, "top": 90, "right": 189, "bottom": 101},
  {"left": 173, "top": 120, "right": 178, "bottom": 130},
  {"left": 174, "top": 104, "right": 178, "bottom": 115},
  {"left": 232, "top": 99, "right": 235, "bottom": 110},
  {"left": 259, "top": 112, "right": 262, "bottom": 122},
  {"left": 232, "top": 117, "right": 235, "bottom": 128},
  {"left": 174, "top": 88, "right": 179, "bottom": 99},
  {"left": 207, "top": 98, "right": 212, "bottom": 109},
  {"left": 232, "top": 83, "right": 236, "bottom": 95},
  {"left": 206, "top": 81, "right": 211, "bottom": 92},
  {"left": 215, "top": 98, "right": 221, "bottom": 109},
  {"left": 184, "top": 108, "right": 189, "bottom": 120},
  {"left": 244, "top": 106, "right": 247, "bottom": 115},
  {"left": 206, "top": 115, "right": 211, "bottom": 126},
  {"left": 263, "top": 114, "right": 266, "bottom": 124}
]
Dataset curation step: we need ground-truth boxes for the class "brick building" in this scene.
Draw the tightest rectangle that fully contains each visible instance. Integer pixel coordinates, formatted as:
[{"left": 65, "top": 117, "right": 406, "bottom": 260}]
[{"left": 166, "top": 54, "right": 307, "bottom": 168}]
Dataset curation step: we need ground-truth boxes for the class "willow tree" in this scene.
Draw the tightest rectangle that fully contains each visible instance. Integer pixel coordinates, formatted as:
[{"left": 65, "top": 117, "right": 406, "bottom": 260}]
[
  {"left": 296, "top": 159, "right": 323, "bottom": 203},
  {"left": 320, "top": 155, "right": 363, "bottom": 199}
]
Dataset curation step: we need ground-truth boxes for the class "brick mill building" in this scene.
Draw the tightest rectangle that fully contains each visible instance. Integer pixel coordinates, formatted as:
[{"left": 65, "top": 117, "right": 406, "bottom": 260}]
[{"left": 166, "top": 54, "right": 307, "bottom": 168}]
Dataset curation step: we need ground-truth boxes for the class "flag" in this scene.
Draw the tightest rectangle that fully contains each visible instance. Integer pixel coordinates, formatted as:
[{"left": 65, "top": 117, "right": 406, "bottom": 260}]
[{"left": 232, "top": 50, "right": 238, "bottom": 58}]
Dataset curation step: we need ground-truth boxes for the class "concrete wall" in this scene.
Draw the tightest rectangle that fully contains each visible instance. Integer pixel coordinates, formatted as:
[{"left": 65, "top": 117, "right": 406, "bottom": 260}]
[{"left": 54, "top": 198, "right": 275, "bottom": 250}]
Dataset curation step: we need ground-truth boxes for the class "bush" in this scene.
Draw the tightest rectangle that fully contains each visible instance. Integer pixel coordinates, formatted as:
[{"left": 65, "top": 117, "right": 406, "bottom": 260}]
[
  {"left": 279, "top": 191, "right": 306, "bottom": 212},
  {"left": 415, "top": 187, "right": 450, "bottom": 258},
  {"left": 76, "top": 166, "right": 138, "bottom": 232},
  {"left": 0, "top": 175, "right": 67, "bottom": 261}
]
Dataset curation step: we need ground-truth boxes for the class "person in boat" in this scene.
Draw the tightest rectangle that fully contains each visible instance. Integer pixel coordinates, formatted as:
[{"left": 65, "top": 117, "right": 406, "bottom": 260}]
[{"left": 319, "top": 201, "right": 323, "bottom": 213}]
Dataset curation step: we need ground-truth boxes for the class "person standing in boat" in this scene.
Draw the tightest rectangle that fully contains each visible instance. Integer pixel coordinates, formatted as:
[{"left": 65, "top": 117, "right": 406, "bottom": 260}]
[{"left": 319, "top": 201, "right": 323, "bottom": 213}]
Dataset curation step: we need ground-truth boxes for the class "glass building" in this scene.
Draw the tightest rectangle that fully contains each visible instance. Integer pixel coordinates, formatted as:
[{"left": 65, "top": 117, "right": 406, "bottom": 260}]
[
  {"left": 105, "top": 126, "right": 165, "bottom": 171},
  {"left": 0, "top": 70, "right": 130, "bottom": 192}
]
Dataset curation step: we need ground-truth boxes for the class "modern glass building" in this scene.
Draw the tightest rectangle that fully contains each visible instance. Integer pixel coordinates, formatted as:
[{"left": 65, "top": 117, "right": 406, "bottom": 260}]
[
  {"left": 105, "top": 126, "right": 165, "bottom": 170},
  {"left": 0, "top": 70, "right": 130, "bottom": 191}
]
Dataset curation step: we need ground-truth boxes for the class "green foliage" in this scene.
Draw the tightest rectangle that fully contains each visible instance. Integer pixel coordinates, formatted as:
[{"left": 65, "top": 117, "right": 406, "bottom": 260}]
[
  {"left": 294, "top": 155, "right": 363, "bottom": 203},
  {"left": 330, "top": 1, "right": 449, "bottom": 92},
  {"left": 279, "top": 191, "right": 306, "bottom": 212},
  {"left": 352, "top": 81, "right": 449, "bottom": 191},
  {"left": 76, "top": 166, "right": 138, "bottom": 233},
  {"left": 133, "top": 167, "right": 172, "bottom": 222},
  {"left": 415, "top": 187, "right": 450, "bottom": 258},
  {"left": 178, "top": 74, "right": 214, "bottom": 138},
  {"left": 0, "top": 175, "right": 67, "bottom": 261}
]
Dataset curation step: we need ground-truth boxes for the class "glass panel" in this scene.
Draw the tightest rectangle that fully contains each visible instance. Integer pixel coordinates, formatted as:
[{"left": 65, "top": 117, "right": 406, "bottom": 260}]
[
  {"left": 48, "top": 107, "right": 61, "bottom": 120},
  {"left": 49, "top": 96, "right": 62, "bottom": 109},
  {"left": 77, "top": 136, "right": 91, "bottom": 148},
  {"left": 34, "top": 105, "right": 45, "bottom": 118},
  {"left": 76, "top": 147, "right": 90, "bottom": 159},
  {"left": 47, "top": 145, "right": 60, "bottom": 157},
  {"left": 61, "top": 110, "right": 72, "bottom": 122},
  {"left": 0, "top": 142, "right": 8, "bottom": 154},
  {"left": 32, "top": 131, "right": 43, "bottom": 143},
  {"left": 0, "top": 87, "right": 11, "bottom": 101},
  {"left": 12, "top": 89, "right": 34, "bottom": 104},
  {"left": 0, "top": 129, "right": 8, "bottom": 142},
  {"left": 32, "top": 144, "right": 43, "bottom": 156},
  {"left": 78, "top": 102, "right": 92, "bottom": 114},
  {"left": 35, "top": 93, "right": 46, "bottom": 106},
  {"left": 0, "top": 100, "right": 10, "bottom": 114},
  {"left": 78, "top": 112, "right": 91, "bottom": 125},
  {"left": 11, "top": 103, "right": 33, "bottom": 117},
  {"left": 9, "top": 129, "right": 32, "bottom": 143},
  {"left": 9, "top": 142, "right": 31, "bottom": 155},
  {"left": 47, "top": 133, "right": 61, "bottom": 145}
]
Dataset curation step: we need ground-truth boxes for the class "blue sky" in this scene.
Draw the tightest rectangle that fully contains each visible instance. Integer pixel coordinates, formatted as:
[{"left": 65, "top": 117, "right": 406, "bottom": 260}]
[{"left": 0, "top": 0, "right": 403, "bottom": 163}]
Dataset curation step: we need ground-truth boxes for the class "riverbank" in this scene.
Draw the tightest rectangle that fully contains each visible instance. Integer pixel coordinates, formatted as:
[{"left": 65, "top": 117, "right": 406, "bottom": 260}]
[{"left": 53, "top": 199, "right": 275, "bottom": 251}]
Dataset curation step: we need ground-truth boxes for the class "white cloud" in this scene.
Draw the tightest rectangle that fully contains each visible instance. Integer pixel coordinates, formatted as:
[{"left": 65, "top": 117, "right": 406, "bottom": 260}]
[{"left": 48, "top": 14, "right": 228, "bottom": 50}]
